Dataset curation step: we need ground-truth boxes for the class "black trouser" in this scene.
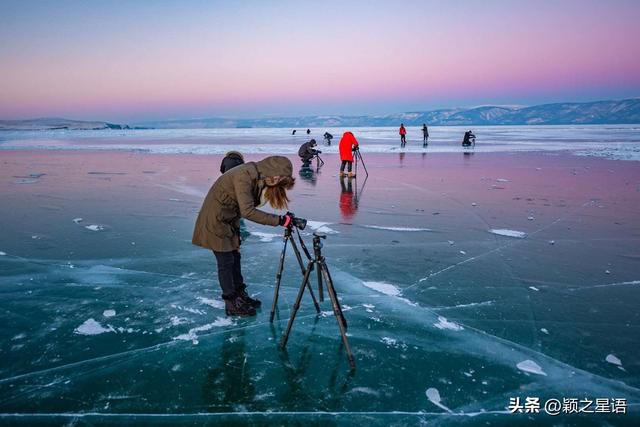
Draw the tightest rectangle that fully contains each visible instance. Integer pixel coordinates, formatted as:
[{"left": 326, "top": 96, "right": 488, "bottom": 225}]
[
  {"left": 213, "top": 250, "right": 244, "bottom": 299},
  {"left": 340, "top": 160, "right": 353, "bottom": 172},
  {"left": 400, "top": 135, "right": 406, "bottom": 146}
]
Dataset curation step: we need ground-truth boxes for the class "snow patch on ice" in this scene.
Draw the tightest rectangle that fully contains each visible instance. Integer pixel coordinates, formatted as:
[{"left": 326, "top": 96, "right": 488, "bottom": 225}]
[
  {"left": 606, "top": 354, "right": 622, "bottom": 367},
  {"left": 306, "top": 220, "right": 338, "bottom": 234},
  {"left": 364, "top": 225, "right": 432, "bottom": 232},
  {"left": 0, "top": 251, "right": 6, "bottom": 256},
  {"left": 102, "top": 309, "right": 116, "bottom": 318},
  {"left": 249, "top": 231, "right": 280, "bottom": 242},
  {"left": 426, "top": 388, "right": 453, "bottom": 413},
  {"left": 72, "top": 218, "right": 83, "bottom": 224},
  {"left": 540, "top": 328, "right": 549, "bottom": 335},
  {"left": 516, "top": 359, "right": 547, "bottom": 376},
  {"left": 496, "top": 178, "right": 510, "bottom": 182},
  {"left": 85, "top": 224, "right": 105, "bottom": 231},
  {"left": 529, "top": 286, "right": 539, "bottom": 291},
  {"left": 174, "top": 317, "right": 234, "bottom": 344},
  {"left": 434, "top": 316, "right": 464, "bottom": 331},
  {"left": 197, "top": 297, "right": 225, "bottom": 310},
  {"left": 489, "top": 229, "right": 527, "bottom": 238},
  {"left": 74, "top": 318, "right": 114, "bottom": 335},
  {"left": 363, "top": 281, "right": 401, "bottom": 297}
]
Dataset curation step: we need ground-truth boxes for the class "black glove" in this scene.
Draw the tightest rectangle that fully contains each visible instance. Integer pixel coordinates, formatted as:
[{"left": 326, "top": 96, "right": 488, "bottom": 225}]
[{"left": 317, "top": 150, "right": 322, "bottom": 154}]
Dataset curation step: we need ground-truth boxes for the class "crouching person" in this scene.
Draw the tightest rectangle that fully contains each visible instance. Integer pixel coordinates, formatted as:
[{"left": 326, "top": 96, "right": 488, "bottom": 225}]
[{"left": 193, "top": 156, "right": 296, "bottom": 317}]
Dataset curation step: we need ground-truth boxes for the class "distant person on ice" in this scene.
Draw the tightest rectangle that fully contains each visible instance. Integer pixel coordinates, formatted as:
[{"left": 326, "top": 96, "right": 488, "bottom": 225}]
[
  {"left": 292, "top": 129, "right": 297, "bottom": 135},
  {"left": 324, "top": 131, "right": 333, "bottom": 145},
  {"left": 219, "top": 151, "right": 244, "bottom": 174},
  {"left": 298, "top": 139, "right": 321, "bottom": 167},
  {"left": 422, "top": 124, "right": 429, "bottom": 147},
  {"left": 462, "top": 130, "right": 476, "bottom": 147},
  {"left": 306, "top": 128, "right": 311, "bottom": 135},
  {"left": 193, "top": 156, "right": 296, "bottom": 317},
  {"left": 399, "top": 123, "right": 407, "bottom": 147},
  {"left": 339, "top": 131, "right": 359, "bottom": 178}
]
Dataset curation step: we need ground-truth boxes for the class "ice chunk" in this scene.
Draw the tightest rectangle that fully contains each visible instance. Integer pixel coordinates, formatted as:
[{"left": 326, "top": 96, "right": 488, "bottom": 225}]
[
  {"left": 489, "top": 229, "right": 527, "bottom": 238},
  {"left": 103, "top": 309, "right": 116, "bottom": 318},
  {"left": 381, "top": 337, "right": 397, "bottom": 346},
  {"left": 74, "top": 318, "right": 114, "bottom": 335},
  {"left": 425, "top": 388, "right": 452, "bottom": 413},
  {"left": 434, "top": 316, "right": 463, "bottom": 331},
  {"left": 516, "top": 360, "right": 547, "bottom": 376},
  {"left": 528, "top": 216, "right": 535, "bottom": 221},
  {"left": 496, "top": 178, "right": 510, "bottom": 182},
  {"left": 0, "top": 251, "right": 6, "bottom": 256},
  {"left": 459, "top": 250, "right": 466, "bottom": 255},
  {"left": 363, "top": 281, "right": 401, "bottom": 297},
  {"left": 85, "top": 225, "right": 105, "bottom": 231},
  {"left": 529, "top": 286, "right": 539, "bottom": 291},
  {"left": 540, "top": 328, "right": 549, "bottom": 335},
  {"left": 72, "top": 218, "right": 83, "bottom": 224}
]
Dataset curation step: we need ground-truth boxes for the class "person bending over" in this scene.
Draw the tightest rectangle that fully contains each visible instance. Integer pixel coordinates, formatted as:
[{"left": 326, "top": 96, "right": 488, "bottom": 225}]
[
  {"left": 193, "top": 156, "right": 296, "bottom": 317},
  {"left": 298, "top": 139, "right": 321, "bottom": 167},
  {"left": 339, "top": 131, "right": 360, "bottom": 178},
  {"left": 324, "top": 132, "right": 333, "bottom": 145},
  {"left": 462, "top": 130, "right": 476, "bottom": 147}
]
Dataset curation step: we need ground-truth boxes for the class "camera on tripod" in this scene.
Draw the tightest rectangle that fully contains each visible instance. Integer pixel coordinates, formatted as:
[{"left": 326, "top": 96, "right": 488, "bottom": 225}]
[{"left": 285, "top": 212, "right": 307, "bottom": 230}]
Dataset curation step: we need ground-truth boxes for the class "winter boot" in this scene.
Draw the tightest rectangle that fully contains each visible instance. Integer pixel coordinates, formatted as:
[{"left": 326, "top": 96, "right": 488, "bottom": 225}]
[
  {"left": 237, "top": 284, "right": 262, "bottom": 308},
  {"left": 339, "top": 171, "right": 346, "bottom": 177},
  {"left": 348, "top": 172, "right": 356, "bottom": 178},
  {"left": 224, "top": 295, "right": 257, "bottom": 317}
]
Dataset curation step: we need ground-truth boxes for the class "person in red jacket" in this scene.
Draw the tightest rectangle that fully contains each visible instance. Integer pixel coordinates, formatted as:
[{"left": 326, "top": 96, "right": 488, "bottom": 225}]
[
  {"left": 339, "top": 131, "right": 359, "bottom": 178},
  {"left": 399, "top": 123, "right": 407, "bottom": 148}
]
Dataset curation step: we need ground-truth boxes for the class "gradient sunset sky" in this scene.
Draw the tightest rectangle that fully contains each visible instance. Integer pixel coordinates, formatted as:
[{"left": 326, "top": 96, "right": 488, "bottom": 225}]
[{"left": 1, "top": 0, "right": 639, "bottom": 121}]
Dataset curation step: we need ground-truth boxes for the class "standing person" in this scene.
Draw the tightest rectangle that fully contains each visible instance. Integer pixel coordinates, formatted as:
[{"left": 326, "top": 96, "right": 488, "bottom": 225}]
[
  {"left": 220, "top": 151, "right": 245, "bottom": 174},
  {"left": 292, "top": 129, "right": 297, "bottom": 135},
  {"left": 422, "top": 124, "right": 429, "bottom": 147},
  {"left": 339, "top": 131, "right": 359, "bottom": 178},
  {"left": 399, "top": 123, "right": 407, "bottom": 148},
  {"left": 193, "top": 156, "right": 297, "bottom": 317},
  {"left": 306, "top": 128, "right": 311, "bottom": 135}
]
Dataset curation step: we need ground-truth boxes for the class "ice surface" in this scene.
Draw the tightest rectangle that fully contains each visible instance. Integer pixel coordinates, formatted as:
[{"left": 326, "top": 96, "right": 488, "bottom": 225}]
[
  {"left": 489, "top": 229, "right": 527, "bottom": 238},
  {"left": 197, "top": 296, "right": 225, "bottom": 309},
  {"left": 364, "top": 225, "right": 432, "bottom": 232},
  {"left": 0, "top": 251, "right": 5, "bottom": 256},
  {"left": 306, "top": 220, "right": 337, "bottom": 234},
  {"left": 74, "top": 318, "right": 114, "bottom": 335},
  {"left": 516, "top": 360, "right": 547, "bottom": 376},
  {"left": 249, "top": 231, "right": 280, "bottom": 242}
]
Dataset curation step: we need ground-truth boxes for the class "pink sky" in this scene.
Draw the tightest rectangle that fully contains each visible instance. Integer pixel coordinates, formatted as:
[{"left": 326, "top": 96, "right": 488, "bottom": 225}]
[{"left": 0, "top": 0, "right": 639, "bottom": 121}]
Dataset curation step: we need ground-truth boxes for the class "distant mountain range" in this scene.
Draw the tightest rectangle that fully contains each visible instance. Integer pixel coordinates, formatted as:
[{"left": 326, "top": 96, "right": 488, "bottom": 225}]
[{"left": 2, "top": 98, "right": 639, "bottom": 130}]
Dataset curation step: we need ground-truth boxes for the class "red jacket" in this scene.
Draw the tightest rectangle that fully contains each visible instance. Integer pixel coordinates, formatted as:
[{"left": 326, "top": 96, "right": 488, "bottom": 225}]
[
  {"left": 399, "top": 125, "right": 406, "bottom": 135},
  {"left": 339, "top": 131, "right": 359, "bottom": 161}
]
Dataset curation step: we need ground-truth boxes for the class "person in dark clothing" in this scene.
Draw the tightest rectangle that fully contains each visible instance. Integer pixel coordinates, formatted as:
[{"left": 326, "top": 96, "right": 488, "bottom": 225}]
[
  {"left": 323, "top": 132, "right": 333, "bottom": 145},
  {"left": 399, "top": 123, "right": 407, "bottom": 147},
  {"left": 306, "top": 128, "right": 311, "bottom": 135},
  {"left": 422, "top": 124, "right": 429, "bottom": 147},
  {"left": 462, "top": 130, "right": 476, "bottom": 147},
  {"left": 298, "top": 139, "right": 321, "bottom": 167},
  {"left": 292, "top": 129, "right": 297, "bottom": 135},
  {"left": 220, "top": 151, "right": 245, "bottom": 174}
]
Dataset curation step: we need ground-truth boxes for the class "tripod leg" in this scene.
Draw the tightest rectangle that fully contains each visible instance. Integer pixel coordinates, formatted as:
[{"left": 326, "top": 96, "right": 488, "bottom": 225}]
[
  {"left": 281, "top": 261, "right": 314, "bottom": 348},
  {"left": 320, "top": 262, "right": 356, "bottom": 369},
  {"left": 289, "top": 237, "right": 320, "bottom": 312},
  {"left": 270, "top": 236, "right": 289, "bottom": 323},
  {"left": 320, "top": 261, "right": 347, "bottom": 330},
  {"left": 317, "top": 260, "right": 324, "bottom": 302}
]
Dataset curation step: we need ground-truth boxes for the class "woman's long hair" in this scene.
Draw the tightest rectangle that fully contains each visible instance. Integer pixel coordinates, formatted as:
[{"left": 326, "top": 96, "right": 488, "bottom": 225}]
[{"left": 263, "top": 175, "right": 295, "bottom": 210}]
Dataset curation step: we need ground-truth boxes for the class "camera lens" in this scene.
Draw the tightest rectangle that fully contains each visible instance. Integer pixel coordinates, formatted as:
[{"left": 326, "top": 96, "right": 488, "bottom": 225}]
[{"left": 294, "top": 217, "right": 307, "bottom": 230}]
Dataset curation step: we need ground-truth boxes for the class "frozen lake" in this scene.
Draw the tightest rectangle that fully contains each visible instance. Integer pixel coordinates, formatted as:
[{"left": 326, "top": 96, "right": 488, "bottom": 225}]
[{"left": 0, "top": 129, "right": 639, "bottom": 424}]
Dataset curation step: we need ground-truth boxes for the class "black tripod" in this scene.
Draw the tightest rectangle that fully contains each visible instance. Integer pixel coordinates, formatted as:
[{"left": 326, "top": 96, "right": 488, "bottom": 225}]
[
  {"left": 353, "top": 148, "right": 369, "bottom": 178},
  {"left": 271, "top": 226, "right": 356, "bottom": 369},
  {"left": 270, "top": 226, "right": 320, "bottom": 323}
]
